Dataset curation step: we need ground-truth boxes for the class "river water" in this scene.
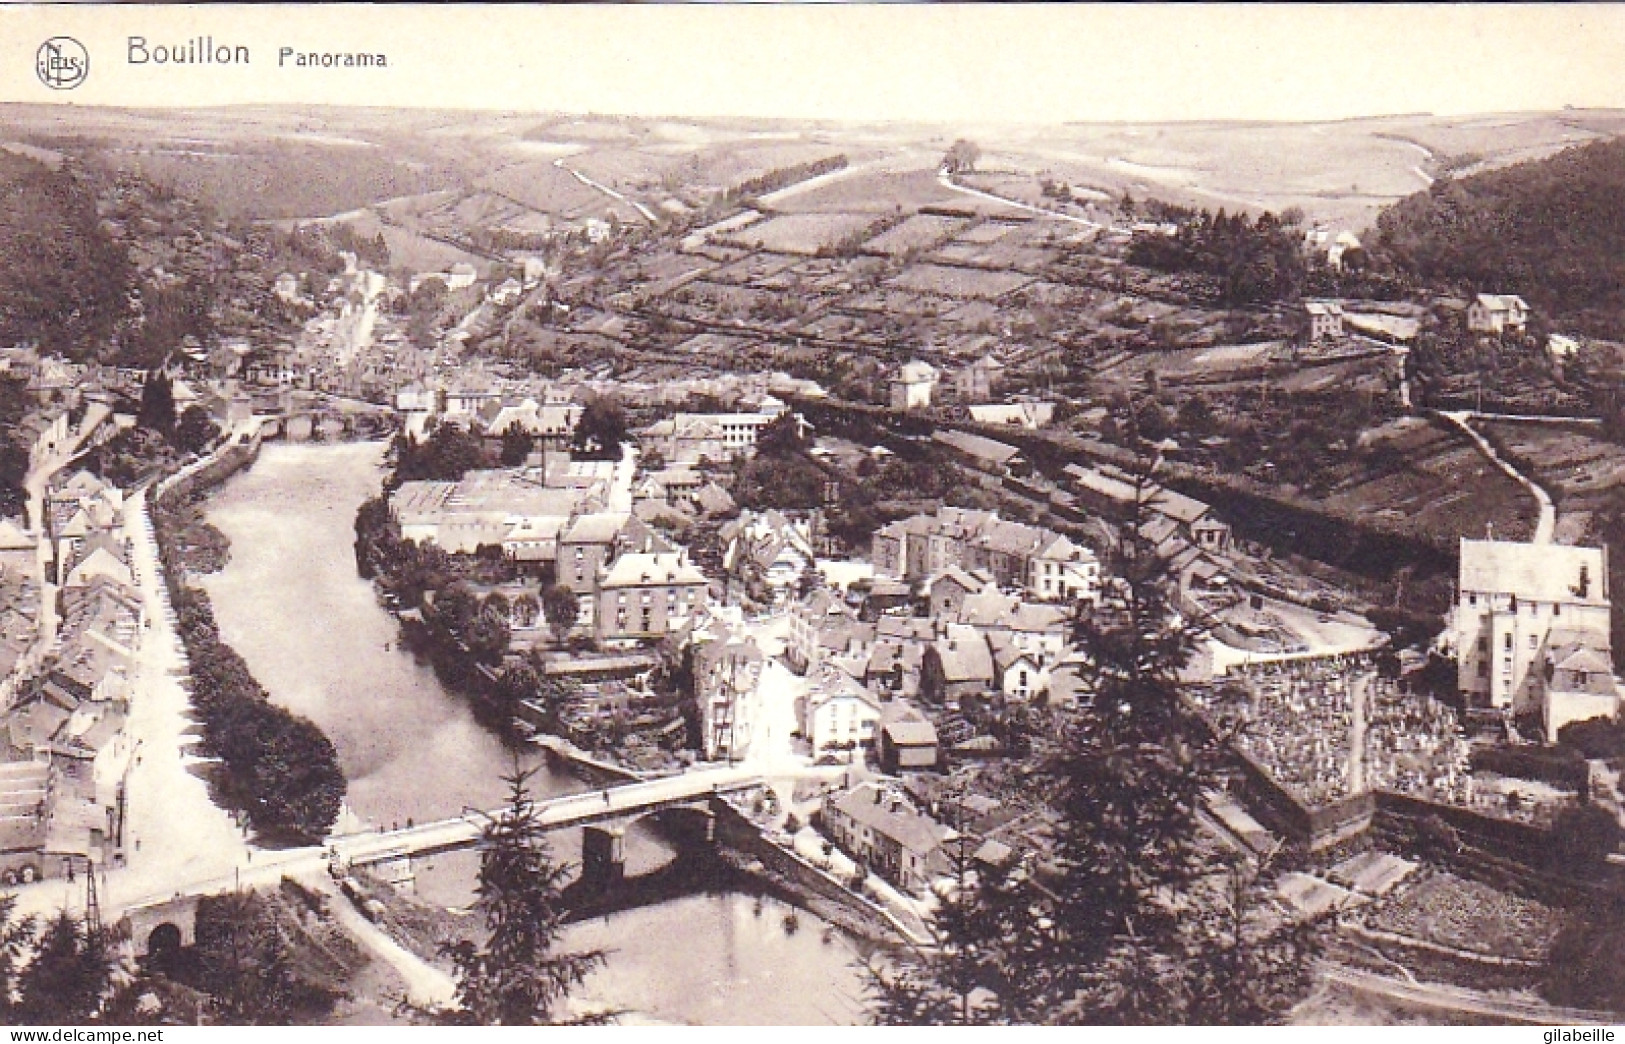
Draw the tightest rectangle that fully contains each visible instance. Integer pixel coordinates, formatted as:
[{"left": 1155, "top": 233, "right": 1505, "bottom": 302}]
[{"left": 197, "top": 441, "right": 867, "bottom": 1025}]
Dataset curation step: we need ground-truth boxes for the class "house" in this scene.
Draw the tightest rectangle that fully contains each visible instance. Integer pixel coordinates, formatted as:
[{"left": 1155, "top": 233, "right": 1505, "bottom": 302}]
[
  {"left": 865, "top": 639, "right": 926, "bottom": 699},
  {"left": 446, "top": 263, "right": 478, "bottom": 291},
  {"left": 694, "top": 482, "right": 737, "bottom": 519},
  {"left": 873, "top": 507, "right": 1097, "bottom": 603},
  {"left": 1304, "top": 301, "right": 1345, "bottom": 342},
  {"left": 722, "top": 510, "right": 816, "bottom": 607},
  {"left": 273, "top": 272, "right": 302, "bottom": 302},
  {"left": 639, "top": 412, "right": 773, "bottom": 465},
  {"left": 395, "top": 382, "right": 439, "bottom": 415},
  {"left": 1452, "top": 538, "right": 1614, "bottom": 734},
  {"left": 954, "top": 354, "right": 1007, "bottom": 402},
  {"left": 694, "top": 632, "right": 764, "bottom": 761},
  {"left": 878, "top": 701, "right": 940, "bottom": 774},
  {"left": 967, "top": 402, "right": 1055, "bottom": 429},
  {"left": 888, "top": 361, "right": 939, "bottom": 410},
  {"left": 559, "top": 513, "right": 626, "bottom": 595},
  {"left": 489, "top": 278, "right": 524, "bottom": 306},
  {"left": 1468, "top": 294, "right": 1530, "bottom": 336},
  {"left": 871, "top": 507, "right": 997, "bottom": 582},
  {"left": 927, "top": 566, "right": 993, "bottom": 621},
  {"left": 594, "top": 551, "right": 708, "bottom": 645},
  {"left": 989, "top": 633, "right": 1044, "bottom": 703},
  {"left": 920, "top": 625, "right": 995, "bottom": 705},
  {"left": 800, "top": 664, "right": 882, "bottom": 756},
  {"left": 63, "top": 546, "right": 131, "bottom": 591},
  {"left": 820, "top": 783, "right": 952, "bottom": 894},
  {"left": 787, "top": 587, "right": 857, "bottom": 673},
  {"left": 1326, "top": 230, "right": 1364, "bottom": 271}
]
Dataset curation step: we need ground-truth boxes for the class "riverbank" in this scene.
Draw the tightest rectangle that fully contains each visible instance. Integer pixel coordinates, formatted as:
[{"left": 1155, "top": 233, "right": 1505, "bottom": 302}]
[
  {"left": 196, "top": 441, "right": 875, "bottom": 1023},
  {"left": 149, "top": 431, "right": 348, "bottom": 844}
]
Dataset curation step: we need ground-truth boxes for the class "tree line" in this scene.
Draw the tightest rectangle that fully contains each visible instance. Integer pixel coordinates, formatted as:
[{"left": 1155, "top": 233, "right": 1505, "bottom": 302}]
[
  {"left": 1373, "top": 137, "right": 1625, "bottom": 338},
  {"left": 1125, "top": 206, "right": 1308, "bottom": 307},
  {"left": 154, "top": 491, "right": 345, "bottom": 843}
]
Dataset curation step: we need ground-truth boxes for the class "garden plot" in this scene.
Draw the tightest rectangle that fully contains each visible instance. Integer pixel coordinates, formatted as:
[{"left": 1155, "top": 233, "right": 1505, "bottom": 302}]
[
  {"left": 1319, "top": 417, "right": 1537, "bottom": 544},
  {"left": 1479, "top": 422, "right": 1625, "bottom": 535},
  {"left": 718, "top": 212, "right": 877, "bottom": 255},
  {"left": 1365, "top": 870, "right": 1567, "bottom": 962},
  {"left": 887, "top": 263, "right": 1034, "bottom": 300},
  {"left": 863, "top": 213, "right": 967, "bottom": 256}
]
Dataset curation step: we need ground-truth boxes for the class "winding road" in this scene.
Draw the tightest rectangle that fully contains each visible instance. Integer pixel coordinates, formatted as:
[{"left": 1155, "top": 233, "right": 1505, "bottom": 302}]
[
  {"left": 935, "top": 172, "right": 1120, "bottom": 231},
  {"left": 1440, "top": 410, "right": 1556, "bottom": 544}
]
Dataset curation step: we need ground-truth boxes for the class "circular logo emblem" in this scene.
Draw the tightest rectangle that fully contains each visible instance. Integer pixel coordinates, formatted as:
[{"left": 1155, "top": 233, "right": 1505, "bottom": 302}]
[{"left": 36, "top": 37, "right": 89, "bottom": 90}]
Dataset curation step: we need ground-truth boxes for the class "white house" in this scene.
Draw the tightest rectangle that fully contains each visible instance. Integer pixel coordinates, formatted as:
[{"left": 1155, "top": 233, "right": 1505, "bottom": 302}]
[
  {"left": 1453, "top": 538, "right": 1615, "bottom": 738},
  {"left": 800, "top": 664, "right": 883, "bottom": 755},
  {"left": 889, "top": 360, "right": 939, "bottom": 410},
  {"left": 1305, "top": 301, "right": 1345, "bottom": 342},
  {"left": 1468, "top": 294, "right": 1530, "bottom": 336}
]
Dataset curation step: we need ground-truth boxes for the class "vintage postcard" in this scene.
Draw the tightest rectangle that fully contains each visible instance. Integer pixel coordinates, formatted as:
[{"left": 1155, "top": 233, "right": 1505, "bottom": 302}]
[{"left": 0, "top": 2, "right": 1622, "bottom": 1030}]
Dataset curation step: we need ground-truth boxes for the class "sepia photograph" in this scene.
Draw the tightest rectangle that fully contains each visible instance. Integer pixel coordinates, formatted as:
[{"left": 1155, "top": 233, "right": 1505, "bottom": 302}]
[{"left": 0, "top": 1, "right": 1624, "bottom": 1029}]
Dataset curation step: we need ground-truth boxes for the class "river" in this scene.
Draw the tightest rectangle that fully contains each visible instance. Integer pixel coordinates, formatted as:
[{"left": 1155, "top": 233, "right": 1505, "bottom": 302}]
[{"left": 196, "top": 441, "right": 867, "bottom": 1025}]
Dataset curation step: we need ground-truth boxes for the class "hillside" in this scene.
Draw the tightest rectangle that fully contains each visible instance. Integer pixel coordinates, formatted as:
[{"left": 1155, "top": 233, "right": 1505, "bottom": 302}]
[
  {"left": 1373, "top": 137, "right": 1625, "bottom": 335},
  {"left": 0, "top": 151, "right": 131, "bottom": 357}
]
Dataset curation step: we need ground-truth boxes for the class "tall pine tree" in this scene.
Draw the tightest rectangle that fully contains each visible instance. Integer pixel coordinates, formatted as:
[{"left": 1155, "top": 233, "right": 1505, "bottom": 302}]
[
  {"left": 439, "top": 765, "right": 605, "bottom": 1025},
  {"left": 1020, "top": 446, "right": 1318, "bottom": 1023}
]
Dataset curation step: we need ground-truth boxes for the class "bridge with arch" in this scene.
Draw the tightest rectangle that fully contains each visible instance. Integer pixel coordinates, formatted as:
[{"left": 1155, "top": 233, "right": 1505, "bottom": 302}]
[{"left": 119, "top": 767, "right": 764, "bottom": 954}]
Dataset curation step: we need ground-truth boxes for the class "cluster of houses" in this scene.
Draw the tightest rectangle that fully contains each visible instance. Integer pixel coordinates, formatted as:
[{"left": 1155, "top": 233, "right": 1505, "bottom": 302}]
[
  {"left": 392, "top": 466, "right": 710, "bottom": 646},
  {"left": 0, "top": 469, "right": 145, "bottom": 884},
  {"left": 635, "top": 397, "right": 788, "bottom": 465}
]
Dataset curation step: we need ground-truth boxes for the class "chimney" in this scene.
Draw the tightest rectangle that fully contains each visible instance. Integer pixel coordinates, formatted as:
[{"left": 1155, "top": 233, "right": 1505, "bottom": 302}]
[{"left": 873, "top": 787, "right": 883, "bottom": 805}]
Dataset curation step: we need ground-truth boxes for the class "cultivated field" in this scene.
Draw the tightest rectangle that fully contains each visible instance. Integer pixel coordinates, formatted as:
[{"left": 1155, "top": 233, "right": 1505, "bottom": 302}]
[
  {"left": 718, "top": 212, "right": 877, "bottom": 255},
  {"left": 1366, "top": 870, "right": 1567, "bottom": 962},
  {"left": 1319, "top": 416, "right": 1538, "bottom": 545},
  {"left": 887, "top": 262, "right": 1034, "bottom": 299},
  {"left": 1479, "top": 421, "right": 1625, "bottom": 543},
  {"left": 862, "top": 213, "right": 967, "bottom": 256}
]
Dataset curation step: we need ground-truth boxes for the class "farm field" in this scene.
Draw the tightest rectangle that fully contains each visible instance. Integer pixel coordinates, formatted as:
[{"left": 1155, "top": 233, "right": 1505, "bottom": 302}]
[
  {"left": 1317, "top": 416, "right": 1537, "bottom": 545},
  {"left": 862, "top": 213, "right": 967, "bottom": 256},
  {"left": 718, "top": 212, "right": 878, "bottom": 255},
  {"left": 887, "top": 262, "right": 1034, "bottom": 300},
  {"left": 1478, "top": 422, "right": 1625, "bottom": 543}
]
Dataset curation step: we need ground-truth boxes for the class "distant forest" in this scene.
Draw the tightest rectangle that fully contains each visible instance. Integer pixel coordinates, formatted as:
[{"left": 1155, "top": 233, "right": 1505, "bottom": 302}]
[{"left": 1373, "top": 137, "right": 1625, "bottom": 336}]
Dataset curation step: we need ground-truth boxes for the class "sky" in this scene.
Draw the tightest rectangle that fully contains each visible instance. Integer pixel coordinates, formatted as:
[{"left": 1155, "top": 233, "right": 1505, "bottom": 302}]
[{"left": 1, "top": 4, "right": 1624, "bottom": 124}]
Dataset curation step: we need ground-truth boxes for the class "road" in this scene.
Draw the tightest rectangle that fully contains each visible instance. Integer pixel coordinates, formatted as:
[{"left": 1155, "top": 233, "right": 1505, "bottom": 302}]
[
  {"left": 553, "top": 158, "right": 659, "bottom": 223},
  {"left": 1440, "top": 410, "right": 1556, "bottom": 544},
  {"left": 12, "top": 486, "right": 253, "bottom": 924},
  {"left": 1314, "top": 962, "right": 1617, "bottom": 1026},
  {"left": 935, "top": 172, "right": 1119, "bottom": 231},
  {"left": 317, "top": 876, "right": 457, "bottom": 1010}
]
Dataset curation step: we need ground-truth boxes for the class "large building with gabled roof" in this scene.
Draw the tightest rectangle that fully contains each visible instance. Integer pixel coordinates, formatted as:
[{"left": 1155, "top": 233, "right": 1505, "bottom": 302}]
[{"left": 1452, "top": 537, "right": 1617, "bottom": 739}]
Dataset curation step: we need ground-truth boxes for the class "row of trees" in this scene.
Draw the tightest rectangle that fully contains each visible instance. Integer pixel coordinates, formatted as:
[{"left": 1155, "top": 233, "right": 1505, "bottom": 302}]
[{"left": 156, "top": 496, "right": 345, "bottom": 843}]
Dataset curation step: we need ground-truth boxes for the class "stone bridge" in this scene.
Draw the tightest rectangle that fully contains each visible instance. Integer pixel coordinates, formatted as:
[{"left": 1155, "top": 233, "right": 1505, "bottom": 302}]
[{"left": 115, "top": 768, "right": 764, "bottom": 953}]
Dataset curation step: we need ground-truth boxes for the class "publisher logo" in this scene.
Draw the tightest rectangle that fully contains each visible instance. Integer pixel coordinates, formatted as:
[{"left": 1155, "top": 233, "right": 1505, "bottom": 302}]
[{"left": 36, "top": 37, "right": 89, "bottom": 90}]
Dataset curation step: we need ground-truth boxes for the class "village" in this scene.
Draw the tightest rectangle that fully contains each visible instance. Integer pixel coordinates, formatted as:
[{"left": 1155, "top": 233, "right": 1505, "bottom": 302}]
[{"left": 4, "top": 98, "right": 1625, "bottom": 1023}]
